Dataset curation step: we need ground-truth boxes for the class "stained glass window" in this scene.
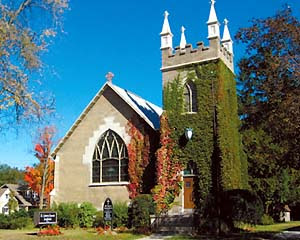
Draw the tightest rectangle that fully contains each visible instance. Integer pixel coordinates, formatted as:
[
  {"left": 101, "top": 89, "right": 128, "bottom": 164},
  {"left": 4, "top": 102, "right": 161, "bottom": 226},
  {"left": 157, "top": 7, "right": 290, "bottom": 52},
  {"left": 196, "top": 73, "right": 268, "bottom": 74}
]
[{"left": 92, "top": 130, "right": 129, "bottom": 183}]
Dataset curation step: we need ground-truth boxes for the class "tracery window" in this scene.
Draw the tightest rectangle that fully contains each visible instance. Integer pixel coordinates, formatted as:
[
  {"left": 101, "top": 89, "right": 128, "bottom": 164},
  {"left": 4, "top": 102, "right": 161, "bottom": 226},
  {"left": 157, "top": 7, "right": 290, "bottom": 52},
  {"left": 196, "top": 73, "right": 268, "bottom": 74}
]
[
  {"left": 92, "top": 130, "right": 129, "bottom": 183},
  {"left": 184, "top": 81, "right": 198, "bottom": 113}
]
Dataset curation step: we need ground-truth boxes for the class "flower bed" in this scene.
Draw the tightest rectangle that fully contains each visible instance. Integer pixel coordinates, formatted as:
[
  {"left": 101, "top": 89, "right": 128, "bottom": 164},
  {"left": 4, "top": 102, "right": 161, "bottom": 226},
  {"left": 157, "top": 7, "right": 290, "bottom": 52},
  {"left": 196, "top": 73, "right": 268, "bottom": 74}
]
[{"left": 38, "top": 225, "right": 62, "bottom": 236}]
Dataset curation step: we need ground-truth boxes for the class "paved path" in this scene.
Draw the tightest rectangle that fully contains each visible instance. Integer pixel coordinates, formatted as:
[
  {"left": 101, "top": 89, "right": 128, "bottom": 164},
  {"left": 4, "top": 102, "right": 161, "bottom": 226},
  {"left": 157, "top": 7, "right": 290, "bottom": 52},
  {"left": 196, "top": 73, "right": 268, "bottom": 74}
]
[
  {"left": 139, "top": 233, "right": 175, "bottom": 240},
  {"left": 139, "top": 231, "right": 300, "bottom": 240},
  {"left": 274, "top": 231, "right": 300, "bottom": 240}
]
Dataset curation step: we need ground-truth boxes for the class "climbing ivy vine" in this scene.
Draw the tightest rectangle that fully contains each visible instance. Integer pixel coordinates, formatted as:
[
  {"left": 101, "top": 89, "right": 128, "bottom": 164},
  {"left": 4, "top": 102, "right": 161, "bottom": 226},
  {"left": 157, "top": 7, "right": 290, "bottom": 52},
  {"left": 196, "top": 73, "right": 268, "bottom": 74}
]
[
  {"left": 163, "top": 60, "right": 247, "bottom": 212},
  {"left": 152, "top": 113, "right": 183, "bottom": 213},
  {"left": 126, "top": 119, "right": 150, "bottom": 199}
]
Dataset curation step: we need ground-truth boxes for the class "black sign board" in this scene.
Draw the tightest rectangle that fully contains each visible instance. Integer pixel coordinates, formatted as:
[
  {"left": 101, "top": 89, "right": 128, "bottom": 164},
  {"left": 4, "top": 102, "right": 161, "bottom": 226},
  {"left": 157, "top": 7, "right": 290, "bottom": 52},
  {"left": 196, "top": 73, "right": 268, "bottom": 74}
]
[
  {"left": 103, "top": 198, "right": 113, "bottom": 221},
  {"left": 34, "top": 211, "right": 57, "bottom": 226}
]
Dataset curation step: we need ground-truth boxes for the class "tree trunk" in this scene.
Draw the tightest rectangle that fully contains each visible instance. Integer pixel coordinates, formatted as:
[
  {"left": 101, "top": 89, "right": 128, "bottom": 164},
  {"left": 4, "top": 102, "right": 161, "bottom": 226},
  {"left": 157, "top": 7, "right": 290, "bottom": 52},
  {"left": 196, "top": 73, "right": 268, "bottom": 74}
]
[{"left": 39, "top": 158, "right": 48, "bottom": 210}]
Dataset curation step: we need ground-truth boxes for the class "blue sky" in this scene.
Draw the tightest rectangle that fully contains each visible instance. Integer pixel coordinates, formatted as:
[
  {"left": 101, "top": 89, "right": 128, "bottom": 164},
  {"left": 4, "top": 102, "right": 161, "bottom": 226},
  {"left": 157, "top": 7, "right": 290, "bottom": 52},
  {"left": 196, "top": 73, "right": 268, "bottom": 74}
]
[{"left": 1, "top": 0, "right": 299, "bottom": 169}]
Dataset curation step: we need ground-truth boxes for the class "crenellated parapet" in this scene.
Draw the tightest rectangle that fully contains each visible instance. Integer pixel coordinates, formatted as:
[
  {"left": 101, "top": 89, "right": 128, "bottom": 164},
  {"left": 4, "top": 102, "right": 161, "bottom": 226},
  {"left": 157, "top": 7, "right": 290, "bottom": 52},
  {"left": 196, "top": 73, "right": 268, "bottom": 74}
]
[
  {"left": 160, "top": 1, "right": 234, "bottom": 86},
  {"left": 161, "top": 40, "right": 233, "bottom": 73}
]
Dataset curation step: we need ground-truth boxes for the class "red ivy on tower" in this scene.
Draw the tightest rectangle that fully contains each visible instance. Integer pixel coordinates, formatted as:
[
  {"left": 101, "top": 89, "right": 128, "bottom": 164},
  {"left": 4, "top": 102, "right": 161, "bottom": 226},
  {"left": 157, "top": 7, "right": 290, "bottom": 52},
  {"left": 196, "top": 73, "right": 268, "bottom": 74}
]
[
  {"left": 126, "top": 119, "right": 150, "bottom": 199},
  {"left": 152, "top": 113, "right": 182, "bottom": 213}
]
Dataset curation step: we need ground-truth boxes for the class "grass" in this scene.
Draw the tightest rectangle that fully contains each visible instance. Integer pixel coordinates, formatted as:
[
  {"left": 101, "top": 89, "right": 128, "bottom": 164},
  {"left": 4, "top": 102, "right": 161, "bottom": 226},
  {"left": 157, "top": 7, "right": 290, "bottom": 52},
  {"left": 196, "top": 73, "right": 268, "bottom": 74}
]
[
  {"left": 0, "top": 228, "right": 144, "bottom": 240},
  {"left": 251, "top": 221, "right": 300, "bottom": 232},
  {"left": 1, "top": 222, "right": 300, "bottom": 240}
]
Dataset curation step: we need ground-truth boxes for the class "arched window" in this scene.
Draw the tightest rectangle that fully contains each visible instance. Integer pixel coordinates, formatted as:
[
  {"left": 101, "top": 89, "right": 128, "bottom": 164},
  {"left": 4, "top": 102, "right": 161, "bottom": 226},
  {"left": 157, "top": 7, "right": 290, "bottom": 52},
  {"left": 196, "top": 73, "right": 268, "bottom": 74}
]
[
  {"left": 92, "top": 130, "right": 129, "bottom": 183},
  {"left": 184, "top": 81, "right": 198, "bottom": 112}
]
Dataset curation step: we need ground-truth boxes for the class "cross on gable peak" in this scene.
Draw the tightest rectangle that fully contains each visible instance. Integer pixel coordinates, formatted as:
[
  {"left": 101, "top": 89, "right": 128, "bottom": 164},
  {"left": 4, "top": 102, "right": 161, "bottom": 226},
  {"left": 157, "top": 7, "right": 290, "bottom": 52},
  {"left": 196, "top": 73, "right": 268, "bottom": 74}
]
[{"left": 105, "top": 72, "right": 114, "bottom": 83}]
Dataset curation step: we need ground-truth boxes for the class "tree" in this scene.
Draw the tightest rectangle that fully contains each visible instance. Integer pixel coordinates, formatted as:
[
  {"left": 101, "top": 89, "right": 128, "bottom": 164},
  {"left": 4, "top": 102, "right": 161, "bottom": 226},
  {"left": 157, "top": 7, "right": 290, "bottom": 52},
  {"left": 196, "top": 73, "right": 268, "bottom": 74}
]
[
  {"left": 236, "top": 6, "right": 300, "bottom": 212},
  {"left": 236, "top": 6, "right": 299, "bottom": 165},
  {"left": 0, "top": 0, "right": 68, "bottom": 130},
  {"left": 0, "top": 164, "right": 24, "bottom": 186},
  {"left": 24, "top": 126, "right": 55, "bottom": 209},
  {"left": 7, "top": 191, "right": 18, "bottom": 214},
  {"left": 242, "top": 128, "right": 283, "bottom": 213}
]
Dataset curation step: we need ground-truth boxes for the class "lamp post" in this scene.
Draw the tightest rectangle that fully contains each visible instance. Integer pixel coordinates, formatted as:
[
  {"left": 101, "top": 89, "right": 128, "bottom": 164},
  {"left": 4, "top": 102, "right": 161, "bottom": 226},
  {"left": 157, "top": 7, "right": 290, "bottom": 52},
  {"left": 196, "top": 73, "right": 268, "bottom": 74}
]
[{"left": 184, "top": 128, "right": 193, "bottom": 141}]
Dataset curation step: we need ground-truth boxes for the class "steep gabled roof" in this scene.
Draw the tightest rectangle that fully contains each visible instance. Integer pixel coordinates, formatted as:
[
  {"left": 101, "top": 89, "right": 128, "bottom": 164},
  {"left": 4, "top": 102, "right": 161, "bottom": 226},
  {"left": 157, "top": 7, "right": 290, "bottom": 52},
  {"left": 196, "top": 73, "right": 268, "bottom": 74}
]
[
  {"left": 52, "top": 82, "right": 162, "bottom": 156},
  {"left": 0, "top": 184, "right": 32, "bottom": 207},
  {"left": 0, "top": 188, "right": 7, "bottom": 198}
]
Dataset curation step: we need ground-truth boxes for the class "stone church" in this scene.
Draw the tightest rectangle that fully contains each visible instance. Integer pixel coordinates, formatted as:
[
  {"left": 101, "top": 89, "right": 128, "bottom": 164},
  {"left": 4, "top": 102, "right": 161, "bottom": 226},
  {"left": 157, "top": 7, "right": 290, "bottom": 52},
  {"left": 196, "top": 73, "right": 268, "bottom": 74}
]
[{"left": 51, "top": 1, "right": 245, "bottom": 212}]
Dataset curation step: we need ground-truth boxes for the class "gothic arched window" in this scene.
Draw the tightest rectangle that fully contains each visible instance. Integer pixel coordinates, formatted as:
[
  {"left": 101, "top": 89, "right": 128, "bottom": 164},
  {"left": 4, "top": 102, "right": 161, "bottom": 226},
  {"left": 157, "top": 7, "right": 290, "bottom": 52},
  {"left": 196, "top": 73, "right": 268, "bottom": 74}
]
[
  {"left": 184, "top": 81, "right": 198, "bottom": 113},
  {"left": 92, "top": 130, "right": 129, "bottom": 183}
]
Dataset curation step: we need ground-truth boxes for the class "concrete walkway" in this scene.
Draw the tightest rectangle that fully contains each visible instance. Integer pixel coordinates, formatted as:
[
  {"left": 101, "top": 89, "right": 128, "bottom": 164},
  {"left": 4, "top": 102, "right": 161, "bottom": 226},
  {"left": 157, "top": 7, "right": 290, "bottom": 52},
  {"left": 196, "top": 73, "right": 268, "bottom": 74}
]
[
  {"left": 274, "top": 231, "right": 300, "bottom": 240},
  {"left": 138, "top": 231, "right": 300, "bottom": 240},
  {"left": 139, "top": 233, "right": 175, "bottom": 240}
]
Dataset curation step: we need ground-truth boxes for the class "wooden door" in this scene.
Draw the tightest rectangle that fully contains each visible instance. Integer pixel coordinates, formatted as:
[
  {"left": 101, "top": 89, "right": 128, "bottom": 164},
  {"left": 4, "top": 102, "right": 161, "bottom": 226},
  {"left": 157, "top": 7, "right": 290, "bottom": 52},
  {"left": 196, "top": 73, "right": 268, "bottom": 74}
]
[{"left": 184, "top": 177, "right": 195, "bottom": 209}]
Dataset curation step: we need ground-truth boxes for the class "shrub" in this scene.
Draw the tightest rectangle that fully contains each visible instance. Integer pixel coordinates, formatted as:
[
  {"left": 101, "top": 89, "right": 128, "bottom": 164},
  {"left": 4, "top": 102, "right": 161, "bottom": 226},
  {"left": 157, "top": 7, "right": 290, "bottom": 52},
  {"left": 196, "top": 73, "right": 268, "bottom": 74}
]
[
  {"left": 130, "top": 194, "right": 155, "bottom": 231},
  {"left": 220, "top": 189, "right": 264, "bottom": 228},
  {"left": 261, "top": 214, "right": 274, "bottom": 225},
  {"left": 93, "top": 211, "right": 104, "bottom": 228},
  {"left": 13, "top": 209, "right": 30, "bottom": 218},
  {"left": 28, "top": 208, "right": 40, "bottom": 219},
  {"left": 0, "top": 214, "right": 10, "bottom": 229},
  {"left": 9, "top": 216, "right": 32, "bottom": 229},
  {"left": 113, "top": 201, "right": 128, "bottom": 227},
  {"left": 0, "top": 213, "right": 32, "bottom": 229},
  {"left": 78, "top": 202, "right": 97, "bottom": 228},
  {"left": 54, "top": 202, "right": 80, "bottom": 228}
]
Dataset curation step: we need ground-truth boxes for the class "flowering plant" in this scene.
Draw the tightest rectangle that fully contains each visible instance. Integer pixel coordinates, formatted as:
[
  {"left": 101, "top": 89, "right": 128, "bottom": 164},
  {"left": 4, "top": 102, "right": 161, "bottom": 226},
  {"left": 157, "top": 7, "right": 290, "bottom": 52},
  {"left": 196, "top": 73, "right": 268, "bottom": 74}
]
[{"left": 38, "top": 225, "right": 61, "bottom": 236}]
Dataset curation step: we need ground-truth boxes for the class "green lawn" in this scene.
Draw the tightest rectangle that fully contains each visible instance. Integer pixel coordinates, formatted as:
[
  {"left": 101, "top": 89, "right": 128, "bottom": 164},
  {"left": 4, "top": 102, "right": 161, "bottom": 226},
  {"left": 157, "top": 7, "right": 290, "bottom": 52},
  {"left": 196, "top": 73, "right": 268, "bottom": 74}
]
[
  {"left": 1, "top": 222, "right": 300, "bottom": 240},
  {"left": 0, "top": 228, "right": 144, "bottom": 240},
  {"left": 251, "top": 221, "right": 300, "bottom": 232}
]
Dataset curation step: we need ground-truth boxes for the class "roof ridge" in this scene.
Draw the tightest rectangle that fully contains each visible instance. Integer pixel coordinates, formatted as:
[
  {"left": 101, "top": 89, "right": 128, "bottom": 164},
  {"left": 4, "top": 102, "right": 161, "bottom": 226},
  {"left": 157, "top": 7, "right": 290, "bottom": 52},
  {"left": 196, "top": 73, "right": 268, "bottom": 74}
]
[{"left": 109, "top": 82, "right": 162, "bottom": 109}]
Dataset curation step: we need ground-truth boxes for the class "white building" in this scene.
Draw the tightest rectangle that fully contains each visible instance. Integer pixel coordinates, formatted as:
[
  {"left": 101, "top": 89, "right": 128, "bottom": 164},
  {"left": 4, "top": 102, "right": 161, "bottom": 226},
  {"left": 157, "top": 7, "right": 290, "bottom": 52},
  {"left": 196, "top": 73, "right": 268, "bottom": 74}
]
[{"left": 0, "top": 184, "right": 32, "bottom": 214}]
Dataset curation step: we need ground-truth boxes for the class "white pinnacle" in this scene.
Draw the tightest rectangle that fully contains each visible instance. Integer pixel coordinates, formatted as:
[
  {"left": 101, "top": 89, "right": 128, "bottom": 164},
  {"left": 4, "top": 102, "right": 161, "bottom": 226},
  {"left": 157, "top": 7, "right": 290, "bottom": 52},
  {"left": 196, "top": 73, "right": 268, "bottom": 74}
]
[
  {"left": 180, "top": 26, "right": 187, "bottom": 49},
  {"left": 222, "top": 18, "right": 231, "bottom": 41},
  {"left": 221, "top": 18, "right": 233, "bottom": 54},
  {"left": 160, "top": 11, "right": 172, "bottom": 35},
  {"left": 207, "top": 0, "right": 218, "bottom": 24}
]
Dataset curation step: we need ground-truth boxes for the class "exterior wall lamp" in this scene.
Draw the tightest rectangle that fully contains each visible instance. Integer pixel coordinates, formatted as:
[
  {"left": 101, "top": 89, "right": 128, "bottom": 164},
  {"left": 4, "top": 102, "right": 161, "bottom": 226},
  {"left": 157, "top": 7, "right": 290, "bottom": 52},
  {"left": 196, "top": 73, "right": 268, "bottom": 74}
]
[{"left": 185, "top": 128, "right": 193, "bottom": 141}]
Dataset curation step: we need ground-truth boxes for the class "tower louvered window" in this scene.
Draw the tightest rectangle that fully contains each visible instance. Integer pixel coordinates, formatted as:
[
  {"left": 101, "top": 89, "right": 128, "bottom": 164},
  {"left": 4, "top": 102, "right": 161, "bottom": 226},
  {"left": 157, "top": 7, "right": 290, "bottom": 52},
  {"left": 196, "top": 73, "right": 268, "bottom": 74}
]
[
  {"left": 184, "top": 81, "right": 198, "bottom": 113},
  {"left": 92, "top": 130, "right": 129, "bottom": 183}
]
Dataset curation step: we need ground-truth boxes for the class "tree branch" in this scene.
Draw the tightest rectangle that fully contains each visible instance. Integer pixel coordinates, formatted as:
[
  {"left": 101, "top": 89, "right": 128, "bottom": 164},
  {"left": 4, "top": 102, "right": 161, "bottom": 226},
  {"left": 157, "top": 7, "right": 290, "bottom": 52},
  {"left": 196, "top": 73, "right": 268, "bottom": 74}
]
[{"left": 8, "top": 0, "right": 32, "bottom": 24}]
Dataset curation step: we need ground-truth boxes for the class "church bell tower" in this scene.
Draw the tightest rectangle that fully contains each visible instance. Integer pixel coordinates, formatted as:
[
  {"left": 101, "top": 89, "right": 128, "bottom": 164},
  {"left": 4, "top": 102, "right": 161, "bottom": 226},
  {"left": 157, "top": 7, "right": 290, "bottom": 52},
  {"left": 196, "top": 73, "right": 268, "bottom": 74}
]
[
  {"left": 160, "top": 0, "right": 234, "bottom": 88},
  {"left": 159, "top": 1, "right": 246, "bottom": 213}
]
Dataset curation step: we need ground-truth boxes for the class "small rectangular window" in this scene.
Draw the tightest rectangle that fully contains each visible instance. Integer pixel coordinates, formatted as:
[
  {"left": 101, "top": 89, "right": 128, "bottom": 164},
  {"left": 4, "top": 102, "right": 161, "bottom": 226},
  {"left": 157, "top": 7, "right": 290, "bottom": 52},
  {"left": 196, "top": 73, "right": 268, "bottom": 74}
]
[
  {"left": 3, "top": 206, "right": 8, "bottom": 214},
  {"left": 185, "top": 182, "right": 191, "bottom": 188}
]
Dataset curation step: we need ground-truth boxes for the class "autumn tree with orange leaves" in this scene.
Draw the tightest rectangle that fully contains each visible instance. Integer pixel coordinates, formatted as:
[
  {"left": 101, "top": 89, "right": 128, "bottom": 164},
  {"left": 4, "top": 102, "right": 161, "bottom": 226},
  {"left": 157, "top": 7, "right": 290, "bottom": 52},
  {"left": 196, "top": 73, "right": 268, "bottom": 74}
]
[{"left": 24, "top": 126, "right": 55, "bottom": 209}]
